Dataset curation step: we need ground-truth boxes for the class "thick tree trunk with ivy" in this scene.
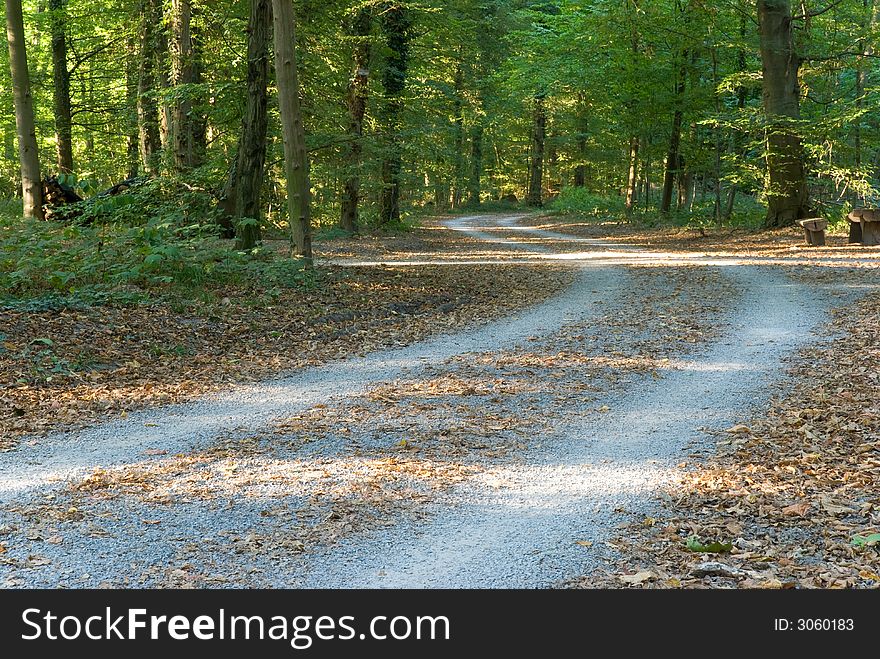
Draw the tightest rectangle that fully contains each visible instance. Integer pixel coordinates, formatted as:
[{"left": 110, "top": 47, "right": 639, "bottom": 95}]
[
  {"left": 758, "top": 0, "right": 809, "bottom": 227},
  {"left": 219, "top": 0, "right": 271, "bottom": 248},
  {"left": 527, "top": 94, "right": 546, "bottom": 207},
  {"left": 137, "top": 0, "right": 161, "bottom": 174},
  {"left": 272, "top": 0, "right": 312, "bottom": 259},
  {"left": 49, "top": 0, "right": 73, "bottom": 175},
  {"left": 378, "top": 3, "right": 411, "bottom": 225},
  {"left": 6, "top": 0, "right": 43, "bottom": 219},
  {"left": 340, "top": 6, "right": 371, "bottom": 233}
]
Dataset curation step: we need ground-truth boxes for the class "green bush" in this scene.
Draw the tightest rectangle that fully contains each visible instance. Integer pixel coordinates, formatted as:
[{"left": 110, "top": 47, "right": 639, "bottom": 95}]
[
  {"left": 0, "top": 180, "right": 312, "bottom": 309},
  {"left": 548, "top": 188, "right": 624, "bottom": 218}
]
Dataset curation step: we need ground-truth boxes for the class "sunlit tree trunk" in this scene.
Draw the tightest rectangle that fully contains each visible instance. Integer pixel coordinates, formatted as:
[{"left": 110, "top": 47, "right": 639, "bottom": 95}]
[
  {"left": 467, "top": 123, "right": 483, "bottom": 206},
  {"left": 272, "top": 0, "right": 312, "bottom": 259},
  {"left": 624, "top": 136, "right": 639, "bottom": 216},
  {"left": 171, "top": 0, "right": 195, "bottom": 171},
  {"left": 5, "top": 0, "right": 43, "bottom": 218},
  {"left": 758, "top": 0, "right": 809, "bottom": 227},
  {"left": 451, "top": 63, "right": 465, "bottom": 209}
]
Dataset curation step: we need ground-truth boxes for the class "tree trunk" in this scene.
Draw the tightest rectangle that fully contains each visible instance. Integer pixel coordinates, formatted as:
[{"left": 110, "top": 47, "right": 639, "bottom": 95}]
[
  {"left": 219, "top": 0, "right": 272, "bottom": 249},
  {"left": 758, "top": 0, "right": 809, "bottom": 227},
  {"left": 156, "top": 20, "right": 172, "bottom": 151},
  {"left": 190, "top": 19, "right": 206, "bottom": 167},
  {"left": 451, "top": 63, "right": 465, "bottom": 209},
  {"left": 467, "top": 123, "right": 483, "bottom": 206},
  {"left": 6, "top": 0, "right": 43, "bottom": 218},
  {"left": 855, "top": 0, "right": 877, "bottom": 172},
  {"left": 125, "top": 34, "right": 140, "bottom": 179},
  {"left": 137, "top": 0, "right": 162, "bottom": 174},
  {"left": 340, "top": 6, "right": 371, "bottom": 233},
  {"left": 574, "top": 112, "right": 588, "bottom": 188},
  {"left": 661, "top": 59, "right": 686, "bottom": 215},
  {"left": 624, "top": 136, "right": 639, "bottom": 215},
  {"left": 378, "top": 3, "right": 411, "bottom": 225},
  {"left": 48, "top": 0, "right": 73, "bottom": 174},
  {"left": 526, "top": 94, "right": 546, "bottom": 207},
  {"left": 724, "top": 17, "right": 749, "bottom": 222},
  {"left": 171, "top": 0, "right": 195, "bottom": 171},
  {"left": 272, "top": 0, "right": 312, "bottom": 259}
]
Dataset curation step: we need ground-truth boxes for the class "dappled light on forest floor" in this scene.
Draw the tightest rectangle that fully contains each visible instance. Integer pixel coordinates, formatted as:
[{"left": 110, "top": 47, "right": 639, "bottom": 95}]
[{"left": 572, "top": 290, "right": 880, "bottom": 590}]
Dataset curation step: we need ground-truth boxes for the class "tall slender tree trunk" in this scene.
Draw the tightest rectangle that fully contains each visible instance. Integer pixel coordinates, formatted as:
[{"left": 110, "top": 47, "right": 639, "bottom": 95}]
[
  {"left": 340, "top": 6, "right": 371, "bottom": 233},
  {"left": 724, "top": 17, "right": 749, "bottom": 221},
  {"left": 451, "top": 63, "right": 465, "bottom": 209},
  {"left": 6, "top": 0, "right": 43, "bottom": 218},
  {"left": 219, "top": 0, "right": 272, "bottom": 248},
  {"left": 48, "top": 0, "right": 73, "bottom": 174},
  {"left": 526, "top": 93, "right": 546, "bottom": 207},
  {"left": 574, "top": 97, "right": 588, "bottom": 187},
  {"left": 156, "top": 21, "right": 172, "bottom": 152},
  {"left": 190, "top": 20, "right": 206, "bottom": 167},
  {"left": 171, "top": 0, "right": 195, "bottom": 171},
  {"left": 378, "top": 3, "right": 411, "bottom": 225},
  {"left": 125, "top": 35, "right": 140, "bottom": 179},
  {"left": 661, "top": 59, "right": 686, "bottom": 214},
  {"left": 855, "top": 0, "right": 877, "bottom": 173},
  {"left": 758, "top": 0, "right": 808, "bottom": 227},
  {"left": 624, "top": 136, "right": 639, "bottom": 216},
  {"left": 137, "top": 0, "right": 161, "bottom": 174},
  {"left": 272, "top": 0, "right": 312, "bottom": 259},
  {"left": 467, "top": 123, "right": 483, "bottom": 206}
]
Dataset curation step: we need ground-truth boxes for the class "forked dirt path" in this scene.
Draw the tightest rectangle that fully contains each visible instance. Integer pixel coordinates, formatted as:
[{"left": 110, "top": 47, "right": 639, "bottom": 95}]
[{"left": 0, "top": 215, "right": 852, "bottom": 588}]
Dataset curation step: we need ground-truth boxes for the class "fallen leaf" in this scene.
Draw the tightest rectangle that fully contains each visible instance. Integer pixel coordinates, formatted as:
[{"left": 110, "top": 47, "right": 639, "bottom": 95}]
[
  {"left": 619, "top": 571, "right": 654, "bottom": 584},
  {"left": 686, "top": 536, "right": 733, "bottom": 553},
  {"left": 781, "top": 501, "right": 811, "bottom": 516},
  {"left": 851, "top": 533, "right": 880, "bottom": 547}
]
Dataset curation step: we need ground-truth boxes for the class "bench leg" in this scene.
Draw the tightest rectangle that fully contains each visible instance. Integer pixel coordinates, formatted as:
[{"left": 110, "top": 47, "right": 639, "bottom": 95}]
[
  {"left": 803, "top": 228, "right": 814, "bottom": 246},
  {"left": 863, "top": 222, "right": 880, "bottom": 246},
  {"left": 811, "top": 230, "right": 826, "bottom": 246},
  {"left": 849, "top": 221, "right": 863, "bottom": 244}
]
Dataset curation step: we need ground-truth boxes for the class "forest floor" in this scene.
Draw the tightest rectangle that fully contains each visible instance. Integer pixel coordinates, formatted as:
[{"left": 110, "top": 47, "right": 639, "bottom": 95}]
[{"left": 1, "top": 213, "right": 879, "bottom": 588}]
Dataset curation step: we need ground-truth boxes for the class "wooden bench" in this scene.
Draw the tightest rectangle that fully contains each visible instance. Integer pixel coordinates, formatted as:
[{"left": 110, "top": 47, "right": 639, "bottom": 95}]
[
  {"left": 797, "top": 218, "right": 827, "bottom": 247},
  {"left": 847, "top": 209, "right": 880, "bottom": 246}
]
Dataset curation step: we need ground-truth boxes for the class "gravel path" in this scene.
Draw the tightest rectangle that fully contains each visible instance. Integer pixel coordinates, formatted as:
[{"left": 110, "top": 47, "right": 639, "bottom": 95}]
[
  {"left": 0, "top": 217, "right": 625, "bottom": 496},
  {"left": 297, "top": 265, "right": 830, "bottom": 587},
  {"left": 0, "top": 214, "right": 846, "bottom": 588}
]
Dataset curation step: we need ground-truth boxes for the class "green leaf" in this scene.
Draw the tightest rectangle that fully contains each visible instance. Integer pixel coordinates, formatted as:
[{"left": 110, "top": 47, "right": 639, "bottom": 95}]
[
  {"left": 30, "top": 338, "right": 54, "bottom": 347},
  {"left": 686, "top": 536, "right": 733, "bottom": 553},
  {"left": 851, "top": 534, "right": 880, "bottom": 547}
]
